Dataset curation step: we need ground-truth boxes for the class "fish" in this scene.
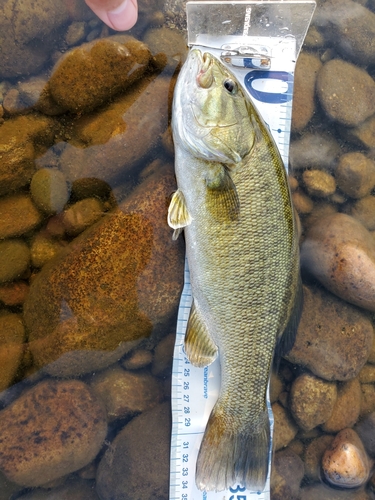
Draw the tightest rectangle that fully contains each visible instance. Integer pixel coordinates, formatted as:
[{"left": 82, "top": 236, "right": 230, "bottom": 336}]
[{"left": 168, "top": 49, "right": 302, "bottom": 492}]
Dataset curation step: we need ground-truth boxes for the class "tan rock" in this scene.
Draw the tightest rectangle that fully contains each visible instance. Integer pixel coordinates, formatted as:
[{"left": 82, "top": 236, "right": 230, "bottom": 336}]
[
  {"left": 270, "top": 449, "right": 304, "bottom": 500},
  {"left": 304, "top": 434, "right": 335, "bottom": 481},
  {"left": 359, "top": 364, "right": 375, "bottom": 383},
  {"left": 0, "top": 379, "right": 107, "bottom": 487},
  {"left": 0, "top": 240, "right": 30, "bottom": 284},
  {"left": 302, "top": 169, "right": 336, "bottom": 198},
  {"left": 292, "top": 189, "right": 314, "bottom": 215},
  {"left": 272, "top": 402, "right": 298, "bottom": 451},
  {"left": 62, "top": 198, "right": 105, "bottom": 236},
  {"left": 0, "top": 194, "right": 42, "bottom": 239},
  {"left": 0, "top": 314, "right": 25, "bottom": 392},
  {"left": 30, "top": 168, "right": 70, "bottom": 215},
  {"left": 350, "top": 195, "right": 375, "bottom": 231},
  {"left": 360, "top": 383, "right": 375, "bottom": 417},
  {"left": 335, "top": 152, "right": 375, "bottom": 199},
  {"left": 322, "top": 378, "right": 361, "bottom": 432},
  {"left": 270, "top": 371, "right": 284, "bottom": 403}
]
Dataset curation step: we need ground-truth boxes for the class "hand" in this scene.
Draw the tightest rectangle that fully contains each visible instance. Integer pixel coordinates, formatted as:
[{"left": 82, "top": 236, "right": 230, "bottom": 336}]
[{"left": 85, "top": 0, "right": 138, "bottom": 31}]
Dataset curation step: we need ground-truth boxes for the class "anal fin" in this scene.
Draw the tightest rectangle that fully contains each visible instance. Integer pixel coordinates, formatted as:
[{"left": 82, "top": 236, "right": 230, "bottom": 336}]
[{"left": 185, "top": 301, "right": 218, "bottom": 367}]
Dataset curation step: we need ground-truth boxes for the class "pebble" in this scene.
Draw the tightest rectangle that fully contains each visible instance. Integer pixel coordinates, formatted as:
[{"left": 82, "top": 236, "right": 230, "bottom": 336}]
[
  {"left": 285, "top": 285, "right": 373, "bottom": 381},
  {"left": 272, "top": 402, "right": 298, "bottom": 451},
  {"left": 270, "top": 371, "right": 284, "bottom": 403},
  {"left": 0, "top": 240, "right": 30, "bottom": 283},
  {"left": 322, "top": 428, "right": 371, "bottom": 488},
  {"left": 291, "top": 52, "right": 322, "bottom": 132},
  {"left": 62, "top": 198, "right": 104, "bottom": 236},
  {"left": 302, "top": 169, "right": 336, "bottom": 197},
  {"left": 301, "top": 213, "right": 375, "bottom": 311},
  {"left": 152, "top": 333, "right": 175, "bottom": 377},
  {"left": 289, "top": 372, "right": 337, "bottom": 431},
  {"left": 71, "top": 178, "right": 112, "bottom": 202},
  {"left": 90, "top": 366, "right": 164, "bottom": 421},
  {"left": 349, "top": 195, "right": 375, "bottom": 231},
  {"left": 143, "top": 27, "right": 188, "bottom": 68},
  {"left": 359, "top": 364, "right": 375, "bottom": 383},
  {"left": 316, "top": 59, "right": 375, "bottom": 127},
  {"left": 303, "top": 201, "right": 337, "bottom": 230},
  {"left": 270, "top": 448, "right": 304, "bottom": 500},
  {"left": 122, "top": 349, "right": 153, "bottom": 370},
  {"left": 360, "top": 383, "right": 375, "bottom": 417},
  {"left": 30, "top": 169, "right": 70, "bottom": 215},
  {"left": 355, "top": 411, "right": 375, "bottom": 457},
  {"left": 96, "top": 402, "right": 170, "bottom": 500},
  {"left": 0, "top": 379, "right": 107, "bottom": 487},
  {"left": 322, "top": 378, "right": 361, "bottom": 432},
  {"left": 289, "top": 132, "right": 341, "bottom": 171},
  {"left": 0, "top": 194, "right": 42, "bottom": 239},
  {"left": 304, "top": 434, "right": 335, "bottom": 481},
  {"left": 0, "top": 281, "right": 29, "bottom": 306},
  {"left": 30, "top": 231, "right": 67, "bottom": 268},
  {"left": 292, "top": 189, "right": 314, "bottom": 215},
  {"left": 0, "top": 314, "right": 25, "bottom": 392},
  {"left": 346, "top": 114, "right": 375, "bottom": 149},
  {"left": 335, "top": 152, "right": 375, "bottom": 199},
  {"left": 65, "top": 21, "right": 88, "bottom": 46}
]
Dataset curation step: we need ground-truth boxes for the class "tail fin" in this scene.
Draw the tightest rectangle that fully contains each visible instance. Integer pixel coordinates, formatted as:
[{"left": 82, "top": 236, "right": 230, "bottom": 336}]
[{"left": 195, "top": 406, "right": 270, "bottom": 492}]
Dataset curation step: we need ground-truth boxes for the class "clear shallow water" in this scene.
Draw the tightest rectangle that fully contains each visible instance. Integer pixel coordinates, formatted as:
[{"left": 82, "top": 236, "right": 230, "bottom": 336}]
[{"left": 0, "top": 0, "right": 375, "bottom": 499}]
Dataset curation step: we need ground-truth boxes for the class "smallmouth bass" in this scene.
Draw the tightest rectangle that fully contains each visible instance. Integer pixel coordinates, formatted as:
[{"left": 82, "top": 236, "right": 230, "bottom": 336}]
[{"left": 168, "top": 49, "right": 302, "bottom": 492}]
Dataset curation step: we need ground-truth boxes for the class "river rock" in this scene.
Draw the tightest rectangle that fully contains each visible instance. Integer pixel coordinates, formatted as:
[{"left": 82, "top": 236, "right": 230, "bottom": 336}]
[
  {"left": 152, "top": 333, "right": 175, "bottom": 377},
  {"left": 49, "top": 36, "right": 151, "bottom": 114},
  {"left": 292, "top": 190, "right": 314, "bottom": 215},
  {"left": 0, "top": 314, "right": 25, "bottom": 392},
  {"left": 289, "top": 132, "right": 341, "bottom": 171},
  {"left": 360, "top": 383, "right": 375, "bottom": 417},
  {"left": 291, "top": 52, "right": 322, "bottom": 132},
  {"left": 0, "top": 281, "right": 29, "bottom": 306},
  {"left": 285, "top": 285, "right": 373, "bottom": 381},
  {"left": 346, "top": 114, "right": 375, "bottom": 149},
  {"left": 59, "top": 71, "right": 174, "bottom": 185},
  {"left": 301, "top": 213, "right": 375, "bottom": 311},
  {"left": 302, "top": 169, "right": 336, "bottom": 198},
  {"left": 30, "top": 169, "right": 70, "bottom": 215},
  {"left": 62, "top": 198, "right": 105, "bottom": 236},
  {"left": 30, "top": 231, "right": 67, "bottom": 268},
  {"left": 272, "top": 402, "right": 298, "bottom": 451},
  {"left": 90, "top": 366, "right": 163, "bottom": 421},
  {"left": 0, "top": 379, "right": 107, "bottom": 487},
  {"left": 0, "top": 240, "right": 30, "bottom": 283},
  {"left": 0, "top": 194, "right": 42, "bottom": 239},
  {"left": 0, "top": 115, "right": 56, "bottom": 196},
  {"left": 270, "top": 448, "right": 304, "bottom": 500},
  {"left": 304, "top": 434, "right": 335, "bottom": 481},
  {"left": 96, "top": 402, "right": 170, "bottom": 500},
  {"left": 355, "top": 411, "right": 375, "bottom": 457},
  {"left": 316, "top": 59, "right": 375, "bottom": 127},
  {"left": 16, "top": 478, "right": 100, "bottom": 499},
  {"left": 322, "top": 378, "right": 361, "bottom": 432},
  {"left": 289, "top": 372, "right": 337, "bottom": 431},
  {"left": 143, "top": 27, "right": 188, "bottom": 68},
  {"left": 300, "top": 483, "right": 371, "bottom": 500},
  {"left": 349, "top": 195, "right": 375, "bottom": 231},
  {"left": 335, "top": 152, "right": 375, "bottom": 199},
  {"left": 322, "top": 428, "right": 371, "bottom": 488},
  {"left": 122, "top": 349, "right": 153, "bottom": 370},
  {"left": 24, "top": 164, "right": 184, "bottom": 376}
]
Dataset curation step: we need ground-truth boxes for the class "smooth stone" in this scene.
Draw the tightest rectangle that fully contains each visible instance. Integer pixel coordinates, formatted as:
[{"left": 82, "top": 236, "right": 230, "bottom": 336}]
[
  {"left": 65, "top": 21, "right": 88, "bottom": 46},
  {"left": 301, "top": 483, "right": 371, "bottom": 499},
  {"left": 0, "top": 240, "right": 30, "bottom": 283},
  {"left": 24, "top": 165, "right": 184, "bottom": 376},
  {"left": 322, "top": 378, "right": 361, "bottom": 432},
  {"left": 289, "top": 372, "right": 337, "bottom": 431},
  {"left": 292, "top": 190, "right": 314, "bottom": 215},
  {"left": 355, "top": 411, "right": 375, "bottom": 457},
  {"left": 291, "top": 52, "right": 322, "bottom": 132},
  {"left": 90, "top": 366, "right": 163, "bottom": 421},
  {"left": 285, "top": 284, "right": 373, "bottom": 381},
  {"left": 0, "top": 379, "right": 107, "bottom": 487},
  {"left": 96, "top": 402, "right": 170, "bottom": 500},
  {"left": 316, "top": 59, "right": 375, "bottom": 127},
  {"left": 346, "top": 114, "right": 375, "bottom": 149},
  {"left": 31, "top": 231, "right": 67, "bottom": 268},
  {"left": 0, "top": 194, "right": 42, "bottom": 239},
  {"left": 70, "top": 178, "right": 112, "bottom": 202},
  {"left": 301, "top": 213, "right": 375, "bottom": 311},
  {"left": 303, "top": 201, "right": 337, "bottom": 231},
  {"left": 302, "top": 169, "right": 336, "bottom": 198},
  {"left": 335, "top": 152, "right": 375, "bottom": 199},
  {"left": 59, "top": 72, "right": 173, "bottom": 185},
  {"left": 0, "top": 281, "right": 29, "bottom": 306},
  {"left": 349, "top": 195, "right": 375, "bottom": 231},
  {"left": 151, "top": 333, "right": 175, "bottom": 378},
  {"left": 122, "top": 349, "right": 153, "bottom": 370},
  {"left": 49, "top": 36, "right": 151, "bottom": 114},
  {"left": 17, "top": 77, "right": 66, "bottom": 116},
  {"left": 269, "top": 371, "right": 284, "bottom": 403},
  {"left": 289, "top": 133, "right": 341, "bottom": 171},
  {"left": 142, "top": 27, "right": 188, "bottom": 68},
  {"left": 30, "top": 169, "right": 70, "bottom": 215},
  {"left": 304, "top": 435, "right": 335, "bottom": 481},
  {"left": 0, "top": 314, "right": 25, "bottom": 392},
  {"left": 322, "top": 428, "right": 371, "bottom": 488},
  {"left": 360, "top": 383, "right": 375, "bottom": 417},
  {"left": 270, "top": 449, "right": 304, "bottom": 500},
  {"left": 359, "top": 364, "right": 375, "bottom": 383},
  {"left": 62, "top": 198, "right": 104, "bottom": 236},
  {"left": 272, "top": 402, "right": 298, "bottom": 451}
]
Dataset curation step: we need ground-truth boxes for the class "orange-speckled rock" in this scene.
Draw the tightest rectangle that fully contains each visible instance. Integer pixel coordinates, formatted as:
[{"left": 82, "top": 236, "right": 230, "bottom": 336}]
[{"left": 24, "top": 164, "right": 184, "bottom": 376}]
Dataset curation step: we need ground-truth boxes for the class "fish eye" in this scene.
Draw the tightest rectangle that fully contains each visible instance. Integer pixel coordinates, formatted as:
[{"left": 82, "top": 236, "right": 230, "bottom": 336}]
[{"left": 223, "top": 78, "right": 237, "bottom": 95}]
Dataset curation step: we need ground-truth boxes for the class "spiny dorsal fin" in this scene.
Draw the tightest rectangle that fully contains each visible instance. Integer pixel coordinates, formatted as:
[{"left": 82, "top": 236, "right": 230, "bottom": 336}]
[
  {"left": 167, "top": 189, "right": 192, "bottom": 240},
  {"left": 185, "top": 301, "right": 218, "bottom": 367},
  {"left": 205, "top": 164, "right": 240, "bottom": 222}
]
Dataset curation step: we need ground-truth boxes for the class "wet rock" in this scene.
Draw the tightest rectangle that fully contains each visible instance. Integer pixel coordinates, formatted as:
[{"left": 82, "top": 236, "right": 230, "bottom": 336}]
[
  {"left": 0, "top": 379, "right": 107, "bottom": 487},
  {"left": 49, "top": 36, "right": 151, "bottom": 114},
  {"left": 285, "top": 285, "right": 373, "bottom": 381},
  {"left": 291, "top": 52, "right": 322, "bottom": 132},
  {"left": 62, "top": 198, "right": 104, "bottom": 236},
  {"left": 292, "top": 190, "right": 314, "bottom": 215},
  {"left": 31, "top": 231, "right": 67, "bottom": 268},
  {"left": 16, "top": 478, "right": 100, "bottom": 499},
  {"left": 289, "top": 372, "right": 337, "bottom": 431},
  {"left": 122, "top": 349, "right": 153, "bottom": 370},
  {"left": 0, "top": 471, "right": 21, "bottom": 500},
  {"left": 335, "top": 152, "right": 375, "bottom": 199},
  {"left": 2, "top": 88, "right": 28, "bottom": 115},
  {"left": 0, "top": 240, "right": 30, "bottom": 283},
  {"left": 152, "top": 333, "right": 175, "bottom": 377},
  {"left": 90, "top": 366, "right": 163, "bottom": 421},
  {"left": 272, "top": 402, "right": 299, "bottom": 451},
  {"left": 322, "top": 428, "right": 371, "bottom": 488},
  {"left": 65, "top": 21, "right": 88, "bottom": 47},
  {"left": 289, "top": 133, "right": 341, "bottom": 171},
  {"left": 0, "top": 194, "right": 42, "bottom": 239},
  {"left": 304, "top": 434, "right": 335, "bottom": 481},
  {"left": 355, "top": 411, "right": 375, "bottom": 457},
  {"left": 303, "top": 201, "right": 337, "bottom": 231},
  {"left": 96, "top": 402, "right": 170, "bottom": 500},
  {"left": 360, "top": 383, "right": 375, "bottom": 417},
  {"left": 316, "top": 59, "right": 375, "bottom": 127},
  {"left": 322, "top": 378, "right": 361, "bottom": 432},
  {"left": 302, "top": 169, "right": 336, "bottom": 198},
  {"left": 24, "top": 165, "right": 183, "bottom": 376},
  {"left": 271, "top": 448, "right": 304, "bottom": 500},
  {"left": 0, "top": 115, "right": 57, "bottom": 196},
  {"left": 314, "top": 0, "right": 375, "bottom": 66},
  {"left": 350, "top": 195, "right": 375, "bottom": 231},
  {"left": 143, "top": 27, "right": 187, "bottom": 68},
  {"left": 270, "top": 371, "right": 284, "bottom": 403},
  {"left": 59, "top": 72, "right": 173, "bottom": 185},
  {"left": 0, "top": 314, "right": 25, "bottom": 392},
  {"left": 359, "top": 364, "right": 375, "bottom": 383},
  {"left": 304, "top": 25, "right": 325, "bottom": 48},
  {"left": 0, "top": 281, "right": 29, "bottom": 306},
  {"left": 30, "top": 169, "right": 70, "bottom": 215},
  {"left": 301, "top": 213, "right": 375, "bottom": 311},
  {"left": 71, "top": 178, "right": 112, "bottom": 202},
  {"left": 300, "top": 483, "right": 371, "bottom": 499},
  {"left": 346, "top": 115, "right": 375, "bottom": 149}
]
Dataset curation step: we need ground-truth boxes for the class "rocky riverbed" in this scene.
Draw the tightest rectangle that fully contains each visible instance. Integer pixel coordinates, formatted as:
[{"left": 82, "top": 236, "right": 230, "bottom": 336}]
[{"left": 1, "top": 0, "right": 375, "bottom": 498}]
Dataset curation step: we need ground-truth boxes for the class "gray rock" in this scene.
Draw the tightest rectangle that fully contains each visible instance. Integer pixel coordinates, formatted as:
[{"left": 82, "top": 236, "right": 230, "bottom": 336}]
[
  {"left": 30, "top": 168, "right": 70, "bottom": 215},
  {"left": 270, "top": 448, "right": 304, "bottom": 500},
  {"left": 289, "top": 133, "right": 341, "bottom": 171}
]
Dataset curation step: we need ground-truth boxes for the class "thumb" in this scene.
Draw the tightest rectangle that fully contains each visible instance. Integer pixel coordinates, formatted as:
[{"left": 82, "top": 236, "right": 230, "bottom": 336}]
[{"left": 85, "top": 0, "right": 138, "bottom": 31}]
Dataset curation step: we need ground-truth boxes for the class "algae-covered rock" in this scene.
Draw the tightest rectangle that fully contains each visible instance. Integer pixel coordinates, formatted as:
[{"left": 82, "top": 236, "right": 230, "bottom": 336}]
[
  {"left": 0, "top": 194, "right": 42, "bottom": 239},
  {"left": 0, "top": 240, "right": 30, "bottom": 283},
  {"left": 0, "top": 314, "right": 25, "bottom": 392}
]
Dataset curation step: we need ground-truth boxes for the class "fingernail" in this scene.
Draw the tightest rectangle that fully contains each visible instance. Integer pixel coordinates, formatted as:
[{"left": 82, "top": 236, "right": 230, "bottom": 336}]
[{"left": 107, "top": 0, "right": 137, "bottom": 31}]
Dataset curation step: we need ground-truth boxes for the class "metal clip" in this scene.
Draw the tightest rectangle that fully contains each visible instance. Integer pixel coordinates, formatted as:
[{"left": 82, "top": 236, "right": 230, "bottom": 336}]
[{"left": 220, "top": 46, "right": 271, "bottom": 70}]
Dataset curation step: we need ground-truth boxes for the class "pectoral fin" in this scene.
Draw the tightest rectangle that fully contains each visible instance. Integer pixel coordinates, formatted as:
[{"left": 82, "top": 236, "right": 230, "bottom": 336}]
[
  {"left": 168, "top": 189, "right": 192, "bottom": 240},
  {"left": 205, "top": 164, "right": 240, "bottom": 222},
  {"left": 185, "top": 301, "right": 218, "bottom": 367}
]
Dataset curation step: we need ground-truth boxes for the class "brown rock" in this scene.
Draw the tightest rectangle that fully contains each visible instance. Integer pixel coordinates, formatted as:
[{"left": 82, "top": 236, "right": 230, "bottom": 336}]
[
  {"left": 0, "top": 240, "right": 31, "bottom": 284},
  {"left": 0, "top": 281, "right": 29, "bottom": 306},
  {"left": 270, "top": 371, "right": 284, "bottom": 403},
  {"left": 62, "top": 198, "right": 105, "bottom": 236},
  {"left": 322, "top": 428, "right": 371, "bottom": 488},
  {"left": 301, "top": 213, "right": 375, "bottom": 311},
  {"left": 346, "top": 114, "right": 375, "bottom": 149},
  {"left": 270, "top": 448, "right": 304, "bottom": 500},
  {"left": 152, "top": 333, "right": 175, "bottom": 377},
  {"left": 359, "top": 364, "right": 375, "bottom": 383},
  {"left": 285, "top": 285, "right": 373, "bottom": 381},
  {"left": 272, "top": 402, "right": 298, "bottom": 451},
  {"left": 355, "top": 411, "right": 375, "bottom": 457},
  {"left": 335, "top": 152, "right": 375, "bottom": 199},
  {"left": 292, "top": 189, "right": 314, "bottom": 215},
  {"left": 350, "top": 195, "right": 375, "bottom": 231},
  {"left": 0, "top": 314, "right": 25, "bottom": 392},
  {"left": 301, "top": 483, "right": 371, "bottom": 499},
  {"left": 291, "top": 52, "right": 322, "bottom": 132},
  {"left": 143, "top": 27, "right": 187, "bottom": 68},
  {"left": 122, "top": 349, "right": 153, "bottom": 370},
  {"left": 303, "top": 201, "right": 337, "bottom": 231},
  {"left": 16, "top": 478, "right": 100, "bottom": 499},
  {"left": 304, "top": 434, "right": 335, "bottom": 481},
  {"left": 90, "top": 366, "right": 163, "bottom": 421},
  {"left": 0, "top": 194, "right": 42, "bottom": 239},
  {"left": 0, "top": 379, "right": 107, "bottom": 487},
  {"left": 360, "top": 383, "right": 375, "bottom": 417},
  {"left": 31, "top": 231, "right": 67, "bottom": 268},
  {"left": 290, "top": 372, "right": 337, "bottom": 431},
  {"left": 302, "top": 169, "right": 336, "bottom": 198},
  {"left": 322, "top": 378, "right": 361, "bottom": 432}
]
